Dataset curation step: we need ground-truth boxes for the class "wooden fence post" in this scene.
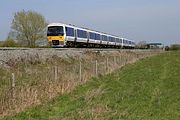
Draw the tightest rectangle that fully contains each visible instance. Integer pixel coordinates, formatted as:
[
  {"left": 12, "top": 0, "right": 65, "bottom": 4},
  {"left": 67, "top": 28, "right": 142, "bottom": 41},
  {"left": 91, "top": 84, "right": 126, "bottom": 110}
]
[
  {"left": 124, "top": 53, "right": 127, "bottom": 65},
  {"left": 79, "top": 61, "right": 82, "bottom": 81},
  {"left": 114, "top": 56, "right": 116, "bottom": 66},
  {"left": 119, "top": 55, "right": 121, "bottom": 66},
  {"left": 54, "top": 66, "right": 58, "bottom": 81},
  {"left": 12, "top": 73, "right": 15, "bottom": 88},
  {"left": 127, "top": 53, "right": 130, "bottom": 63},
  {"left": 95, "top": 60, "right": 98, "bottom": 75},
  {"left": 106, "top": 58, "right": 109, "bottom": 73},
  {"left": 11, "top": 73, "right": 16, "bottom": 100}
]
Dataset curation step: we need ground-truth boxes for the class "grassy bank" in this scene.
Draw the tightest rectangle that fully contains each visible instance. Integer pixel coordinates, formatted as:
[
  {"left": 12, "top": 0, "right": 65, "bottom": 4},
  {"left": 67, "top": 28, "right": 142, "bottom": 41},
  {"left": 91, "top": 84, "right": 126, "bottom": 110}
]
[
  {"left": 3, "top": 51, "right": 180, "bottom": 120},
  {"left": 1, "top": 50, "right": 150, "bottom": 118}
]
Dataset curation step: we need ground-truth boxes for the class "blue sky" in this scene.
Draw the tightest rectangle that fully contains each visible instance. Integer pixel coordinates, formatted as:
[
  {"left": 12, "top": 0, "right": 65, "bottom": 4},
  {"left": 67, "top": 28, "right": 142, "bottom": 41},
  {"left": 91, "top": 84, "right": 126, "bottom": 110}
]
[{"left": 1, "top": 0, "right": 180, "bottom": 45}]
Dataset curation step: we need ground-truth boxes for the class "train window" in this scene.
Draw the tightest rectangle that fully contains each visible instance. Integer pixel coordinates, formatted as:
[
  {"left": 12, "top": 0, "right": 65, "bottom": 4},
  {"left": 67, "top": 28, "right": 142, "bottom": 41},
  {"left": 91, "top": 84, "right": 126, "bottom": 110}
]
[
  {"left": 112, "top": 37, "right": 115, "bottom": 42},
  {"left": 101, "top": 35, "right": 104, "bottom": 41},
  {"left": 100, "top": 35, "right": 102, "bottom": 40},
  {"left": 102, "top": 35, "right": 107, "bottom": 41},
  {"left": 77, "top": 29, "right": 87, "bottom": 38},
  {"left": 109, "top": 37, "right": 111, "bottom": 42},
  {"left": 109, "top": 37, "right": 112, "bottom": 42},
  {"left": 120, "top": 39, "right": 122, "bottom": 43},
  {"left": 108, "top": 37, "right": 110, "bottom": 42},
  {"left": 110, "top": 37, "right": 112, "bottom": 42},
  {"left": 89, "top": 32, "right": 96, "bottom": 39},
  {"left": 47, "top": 26, "right": 64, "bottom": 36},
  {"left": 109, "top": 37, "right": 114, "bottom": 42},
  {"left": 65, "top": 27, "right": 74, "bottom": 37},
  {"left": 105, "top": 36, "right": 108, "bottom": 41},
  {"left": 116, "top": 38, "right": 119, "bottom": 43},
  {"left": 95, "top": 34, "right": 100, "bottom": 40}
]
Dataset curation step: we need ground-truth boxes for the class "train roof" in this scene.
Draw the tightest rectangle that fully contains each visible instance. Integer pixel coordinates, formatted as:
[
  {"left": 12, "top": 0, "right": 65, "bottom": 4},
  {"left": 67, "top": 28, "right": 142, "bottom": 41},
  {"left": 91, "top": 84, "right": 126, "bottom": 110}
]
[{"left": 47, "top": 22, "right": 135, "bottom": 42}]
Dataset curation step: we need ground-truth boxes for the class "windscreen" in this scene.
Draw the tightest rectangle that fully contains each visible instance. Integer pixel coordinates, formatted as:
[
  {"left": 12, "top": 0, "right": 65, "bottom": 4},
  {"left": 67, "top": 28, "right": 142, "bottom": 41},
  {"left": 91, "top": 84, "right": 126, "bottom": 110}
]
[{"left": 47, "top": 26, "right": 64, "bottom": 36}]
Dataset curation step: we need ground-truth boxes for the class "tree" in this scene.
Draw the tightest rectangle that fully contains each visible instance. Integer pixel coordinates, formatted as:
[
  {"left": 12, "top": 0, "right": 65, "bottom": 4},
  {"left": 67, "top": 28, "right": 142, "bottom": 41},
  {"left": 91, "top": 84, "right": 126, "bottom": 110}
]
[
  {"left": 10, "top": 10, "right": 48, "bottom": 47},
  {"left": 136, "top": 41, "right": 147, "bottom": 49}
]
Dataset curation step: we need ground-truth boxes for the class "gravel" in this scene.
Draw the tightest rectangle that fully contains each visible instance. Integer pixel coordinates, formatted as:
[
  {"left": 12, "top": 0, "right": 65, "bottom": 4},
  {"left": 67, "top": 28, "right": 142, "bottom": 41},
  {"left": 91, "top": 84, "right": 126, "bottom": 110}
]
[
  {"left": 0, "top": 48, "right": 158, "bottom": 69},
  {"left": 0, "top": 48, "right": 85, "bottom": 68}
]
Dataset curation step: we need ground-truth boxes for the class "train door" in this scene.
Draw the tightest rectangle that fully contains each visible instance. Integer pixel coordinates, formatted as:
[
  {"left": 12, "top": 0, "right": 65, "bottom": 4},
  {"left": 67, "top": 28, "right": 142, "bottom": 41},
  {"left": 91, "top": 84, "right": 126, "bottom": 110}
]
[
  {"left": 74, "top": 29, "right": 77, "bottom": 47},
  {"left": 87, "top": 32, "right": 90, "bottom": 43}
]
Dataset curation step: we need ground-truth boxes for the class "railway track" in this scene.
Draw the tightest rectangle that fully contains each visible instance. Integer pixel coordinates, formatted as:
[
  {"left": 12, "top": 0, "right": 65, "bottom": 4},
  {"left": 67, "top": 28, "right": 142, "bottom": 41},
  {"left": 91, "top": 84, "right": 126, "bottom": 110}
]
[
  {"left": 0, "top": 47, "right": 151, "bottom": 52},
  {"left": 0, "top": 47, "right": 121, "bottom": 52}
]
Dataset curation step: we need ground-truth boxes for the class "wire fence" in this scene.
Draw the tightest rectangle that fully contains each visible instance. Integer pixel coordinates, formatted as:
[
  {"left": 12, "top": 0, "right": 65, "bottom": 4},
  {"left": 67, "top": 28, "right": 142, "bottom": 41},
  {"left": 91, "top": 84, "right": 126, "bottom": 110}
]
[{"left": 0, "top": 50, "right": 162, "bottom": 118}]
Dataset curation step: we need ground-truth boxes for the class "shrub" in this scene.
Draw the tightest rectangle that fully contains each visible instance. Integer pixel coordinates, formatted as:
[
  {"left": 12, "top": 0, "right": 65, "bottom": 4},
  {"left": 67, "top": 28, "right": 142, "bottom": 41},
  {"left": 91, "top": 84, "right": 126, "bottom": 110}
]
[
  {"left": 1, "top": 39, "right": 18, "bottom": 47},
  {"left": 170, "top": 44, "right": 180, "bottom": 50},
  {"left": 165, "top": 46, "right": 170, "bottom": 51},
  {"left": 0, "top": 41, "right": 4, "bottom": 47}
]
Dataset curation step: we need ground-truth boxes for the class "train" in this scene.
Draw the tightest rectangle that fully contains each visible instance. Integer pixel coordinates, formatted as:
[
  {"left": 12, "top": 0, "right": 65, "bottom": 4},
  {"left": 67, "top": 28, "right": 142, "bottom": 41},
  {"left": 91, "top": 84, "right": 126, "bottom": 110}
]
[{"left": 47, "top": 22, "right": 135, "bottom": 48}]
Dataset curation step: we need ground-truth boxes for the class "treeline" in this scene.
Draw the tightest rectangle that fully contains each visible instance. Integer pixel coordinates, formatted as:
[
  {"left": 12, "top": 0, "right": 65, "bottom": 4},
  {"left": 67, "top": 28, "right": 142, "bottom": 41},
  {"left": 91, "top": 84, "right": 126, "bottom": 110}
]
[
  {"left": 0, "top": 39, "right": 49, "bottom": 48},
  {"left": 167, "top": 44, "right": 180, "bottom": 51},
  {"left": 0, "top": 39, "right": 18, "bottom": 47}
]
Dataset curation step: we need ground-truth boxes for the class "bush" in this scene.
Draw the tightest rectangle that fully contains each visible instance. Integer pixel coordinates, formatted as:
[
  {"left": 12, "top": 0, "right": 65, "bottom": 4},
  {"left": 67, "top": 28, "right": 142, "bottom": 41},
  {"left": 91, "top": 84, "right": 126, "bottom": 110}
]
[
  {"left": 170, "top": 44, "right": 180, "bottom": 50},
  {"left": 1, "top": 39, "right": 18, "bottom": 47},
  {"left": 0, "top": 41, "right": 4, "bottom": 47},
  {"left": 165, "top": 46, "right": 170, "bottom": 51}
]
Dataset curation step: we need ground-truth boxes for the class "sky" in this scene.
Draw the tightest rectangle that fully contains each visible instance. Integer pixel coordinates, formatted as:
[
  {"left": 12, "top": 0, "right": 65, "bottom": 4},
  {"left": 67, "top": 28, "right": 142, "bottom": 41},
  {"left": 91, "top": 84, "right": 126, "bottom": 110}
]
[{"left": 0, "top": 0, "right": 180, "bottom": 45}]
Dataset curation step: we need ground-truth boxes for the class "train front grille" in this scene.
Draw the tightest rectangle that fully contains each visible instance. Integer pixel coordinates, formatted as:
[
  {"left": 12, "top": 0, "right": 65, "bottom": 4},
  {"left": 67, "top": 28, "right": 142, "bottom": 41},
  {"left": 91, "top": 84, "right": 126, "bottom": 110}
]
[
  {"left": 52, "top": 40, "right": 64, "bottom": 46},
  {"left": 52, "top": 40, "right": 59, "bottom": 45}
]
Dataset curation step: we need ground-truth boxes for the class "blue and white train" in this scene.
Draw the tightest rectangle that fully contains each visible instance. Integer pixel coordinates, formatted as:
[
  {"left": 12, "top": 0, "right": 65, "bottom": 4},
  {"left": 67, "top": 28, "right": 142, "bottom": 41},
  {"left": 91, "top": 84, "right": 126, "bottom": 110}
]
[{"left": 47, "top": 23, "right": 135, "bottom": 48}]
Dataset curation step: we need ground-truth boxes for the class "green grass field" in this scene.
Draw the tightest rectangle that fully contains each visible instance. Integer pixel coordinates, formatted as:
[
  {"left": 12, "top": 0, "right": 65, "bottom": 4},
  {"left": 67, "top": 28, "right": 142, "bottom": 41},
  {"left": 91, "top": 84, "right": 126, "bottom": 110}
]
[{"left": 3, "top": 51, "right": 180, "bottom": 120}]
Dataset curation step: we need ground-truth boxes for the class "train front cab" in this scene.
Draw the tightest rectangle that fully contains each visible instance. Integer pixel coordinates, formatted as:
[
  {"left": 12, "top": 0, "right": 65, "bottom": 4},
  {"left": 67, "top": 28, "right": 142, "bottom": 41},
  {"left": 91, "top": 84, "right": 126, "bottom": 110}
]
[{"left": 47, "top": 24, "right": 65, "bottom": 47}]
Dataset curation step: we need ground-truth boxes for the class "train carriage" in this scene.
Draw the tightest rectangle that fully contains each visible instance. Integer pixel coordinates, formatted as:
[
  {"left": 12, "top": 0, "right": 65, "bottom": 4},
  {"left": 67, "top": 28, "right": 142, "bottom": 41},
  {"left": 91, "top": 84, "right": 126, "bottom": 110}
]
[
  {"left": 101, "top": 33, "right": 109, "bottom": 46},
  {"left": 88, "top": 30, "right": 101, "bottom": 46},
  {"left": 47, "top": 22, "right": 135, "bottom": 48},
  {"left": 47, "top": 23, "right": 65, "bottom": 46}
]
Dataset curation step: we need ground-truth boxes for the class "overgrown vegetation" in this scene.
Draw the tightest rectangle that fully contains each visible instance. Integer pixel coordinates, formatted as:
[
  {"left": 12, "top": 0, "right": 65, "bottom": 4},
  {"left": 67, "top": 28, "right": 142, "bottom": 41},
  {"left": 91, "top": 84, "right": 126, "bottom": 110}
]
[
  {"left": 0, "top": 41, "right": 3, "bottom": 47},
  {"left": 0, "top": 39, "right": 18, "bottom": 47},
  {"left": 2, "top": 51, "right": 179, "bottom": 120},
  {"left": 169, "top": 44, "right": 180, "bottom": 50},
  {"left": 0, "top": 39, "right": 49, "bottom": 48},
  {"left": 0, "top": 51, "right": 160, "bottom": 119}
]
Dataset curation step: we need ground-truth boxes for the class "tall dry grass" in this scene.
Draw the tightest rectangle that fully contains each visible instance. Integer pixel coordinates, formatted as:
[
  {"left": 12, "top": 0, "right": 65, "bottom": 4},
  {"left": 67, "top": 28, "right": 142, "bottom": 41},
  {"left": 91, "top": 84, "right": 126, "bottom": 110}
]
[{"left": 0, "top": 50, "right": 162, "bottom": 118}]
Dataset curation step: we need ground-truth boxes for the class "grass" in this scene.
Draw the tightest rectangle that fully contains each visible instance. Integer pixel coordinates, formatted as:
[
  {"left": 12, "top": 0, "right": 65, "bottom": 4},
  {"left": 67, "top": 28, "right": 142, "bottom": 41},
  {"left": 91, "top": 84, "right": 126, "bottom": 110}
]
[
  {"left": 1, "top": 50, "right": 135, "bottom": 118},
  {"left": 2, "top": 51, "right": 180, "bottom": 120}
]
